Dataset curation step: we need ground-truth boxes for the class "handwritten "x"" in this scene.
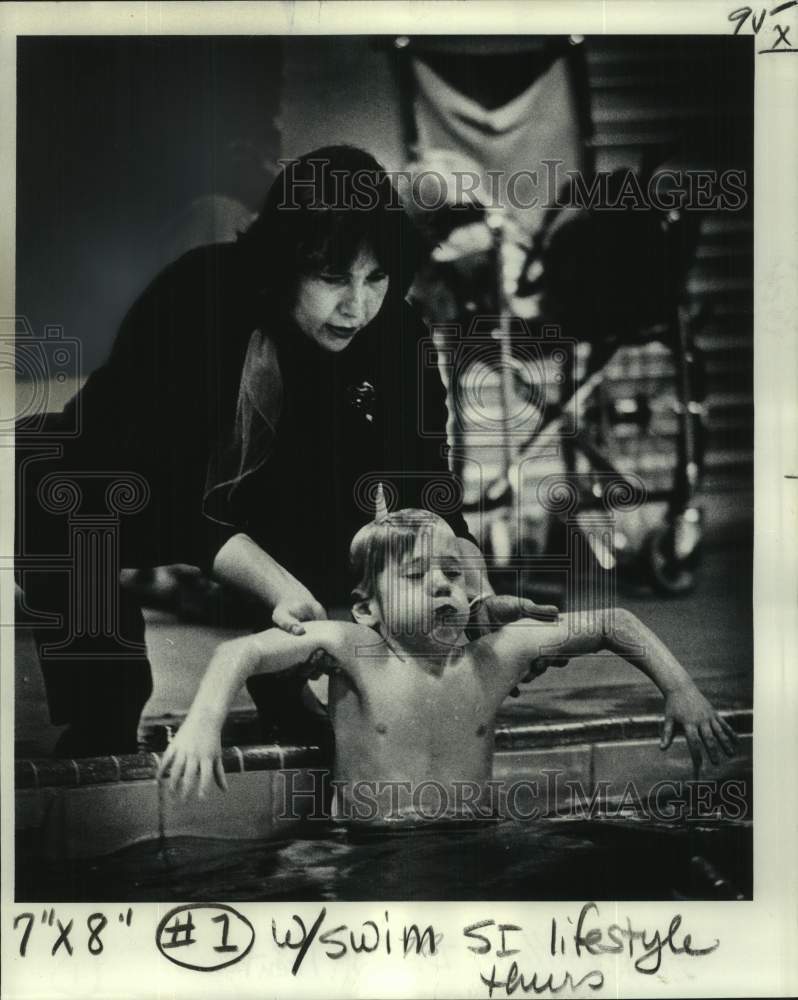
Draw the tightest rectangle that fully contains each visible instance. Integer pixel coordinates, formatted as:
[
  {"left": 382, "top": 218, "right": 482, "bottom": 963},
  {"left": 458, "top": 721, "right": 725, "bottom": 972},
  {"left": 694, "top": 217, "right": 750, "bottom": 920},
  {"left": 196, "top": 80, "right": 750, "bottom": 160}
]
[{"left": 51, "top": 919, "right": 74, "bottom": 956}]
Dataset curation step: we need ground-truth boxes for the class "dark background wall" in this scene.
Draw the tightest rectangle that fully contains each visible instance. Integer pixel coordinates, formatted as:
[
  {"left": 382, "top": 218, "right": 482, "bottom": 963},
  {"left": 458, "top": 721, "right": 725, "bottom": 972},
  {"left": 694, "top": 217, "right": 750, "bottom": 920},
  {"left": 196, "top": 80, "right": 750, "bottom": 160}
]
[{"left": 17, "top": 36, "right": 281, "bottom": 376}]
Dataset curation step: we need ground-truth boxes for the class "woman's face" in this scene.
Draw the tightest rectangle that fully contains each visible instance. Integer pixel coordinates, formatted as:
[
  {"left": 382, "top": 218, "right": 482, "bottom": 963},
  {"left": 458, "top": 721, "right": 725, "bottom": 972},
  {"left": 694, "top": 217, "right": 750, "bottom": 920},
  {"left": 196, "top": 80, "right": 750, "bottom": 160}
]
[{"left": 292, "top": 244, "right": 389, "bottom": 352}]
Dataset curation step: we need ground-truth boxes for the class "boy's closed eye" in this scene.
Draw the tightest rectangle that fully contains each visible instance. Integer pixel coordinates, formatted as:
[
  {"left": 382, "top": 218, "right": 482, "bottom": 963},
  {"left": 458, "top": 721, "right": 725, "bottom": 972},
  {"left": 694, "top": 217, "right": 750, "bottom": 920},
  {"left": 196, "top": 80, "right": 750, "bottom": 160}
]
[
  {"left": 400, "top": 558, "right": 463, "bottom": 581},
  {"left": 441, "top": 560, "right": 463, "bottom": 579}
]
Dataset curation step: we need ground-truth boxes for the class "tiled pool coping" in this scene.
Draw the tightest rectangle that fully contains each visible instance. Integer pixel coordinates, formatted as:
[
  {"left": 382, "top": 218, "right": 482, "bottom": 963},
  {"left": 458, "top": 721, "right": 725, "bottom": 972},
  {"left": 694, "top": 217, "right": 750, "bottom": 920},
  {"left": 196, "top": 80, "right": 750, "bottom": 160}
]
[
  {"left": 15, "top": 709, "right": 752, "bottom": 862},
  {"left": 16, "top": 708, "right": 752, "bottom": 789},
  {"left": 15, "top": 744, "right": 321, "bottom": 790}
]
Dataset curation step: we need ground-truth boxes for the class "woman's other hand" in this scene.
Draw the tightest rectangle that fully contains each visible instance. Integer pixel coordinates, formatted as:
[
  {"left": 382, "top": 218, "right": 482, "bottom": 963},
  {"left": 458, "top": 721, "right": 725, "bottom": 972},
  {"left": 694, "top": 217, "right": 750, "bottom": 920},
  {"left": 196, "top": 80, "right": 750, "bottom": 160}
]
[
  {"left": 272, "top": 593, "right": 328, "bottom": 636},
  {"left": 471, "top": 595, "right": 563, "bottom": 696},
  {"left": 474, "top": 594, "right": 559, "bottom": 628}
]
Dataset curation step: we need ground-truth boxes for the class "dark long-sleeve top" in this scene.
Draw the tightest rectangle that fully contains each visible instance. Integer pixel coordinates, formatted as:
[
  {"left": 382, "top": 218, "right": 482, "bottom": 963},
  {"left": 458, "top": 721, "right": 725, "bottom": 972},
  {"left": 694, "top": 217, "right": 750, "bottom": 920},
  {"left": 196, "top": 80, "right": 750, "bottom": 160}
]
[{"left": 57, "top": 240, "right": 470, "bottom": 606}]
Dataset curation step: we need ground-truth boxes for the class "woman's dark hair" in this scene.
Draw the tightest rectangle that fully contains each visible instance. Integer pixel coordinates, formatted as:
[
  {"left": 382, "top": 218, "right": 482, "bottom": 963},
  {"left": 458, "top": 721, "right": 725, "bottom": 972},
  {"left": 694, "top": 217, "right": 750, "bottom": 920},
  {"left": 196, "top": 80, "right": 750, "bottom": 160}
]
[{"left": 238, "top": 145, "right": 424, "bottom": 310}]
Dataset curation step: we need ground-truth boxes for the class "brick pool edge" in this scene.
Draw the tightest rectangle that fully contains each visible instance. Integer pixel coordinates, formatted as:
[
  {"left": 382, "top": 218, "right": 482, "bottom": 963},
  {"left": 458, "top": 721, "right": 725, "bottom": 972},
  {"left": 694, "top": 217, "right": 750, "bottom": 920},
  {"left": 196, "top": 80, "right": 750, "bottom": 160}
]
[{"left": 15, "top": 709, "right": 752, "bottom": 861}]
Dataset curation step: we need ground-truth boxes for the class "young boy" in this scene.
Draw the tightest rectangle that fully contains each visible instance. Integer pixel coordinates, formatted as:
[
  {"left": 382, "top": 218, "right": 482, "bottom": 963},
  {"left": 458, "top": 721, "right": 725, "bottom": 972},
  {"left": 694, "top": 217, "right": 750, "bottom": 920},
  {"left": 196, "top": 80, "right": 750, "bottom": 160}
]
[{"left": 159, "top": 509, "right": 736, "bottom": 823}]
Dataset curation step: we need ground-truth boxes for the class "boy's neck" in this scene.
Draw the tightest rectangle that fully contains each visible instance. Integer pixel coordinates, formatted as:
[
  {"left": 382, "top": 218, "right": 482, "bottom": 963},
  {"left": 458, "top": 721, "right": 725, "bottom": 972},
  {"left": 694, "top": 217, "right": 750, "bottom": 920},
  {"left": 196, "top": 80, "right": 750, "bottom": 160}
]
[{"left": 380, "top": 628, "right": 467, "bottom": 673}]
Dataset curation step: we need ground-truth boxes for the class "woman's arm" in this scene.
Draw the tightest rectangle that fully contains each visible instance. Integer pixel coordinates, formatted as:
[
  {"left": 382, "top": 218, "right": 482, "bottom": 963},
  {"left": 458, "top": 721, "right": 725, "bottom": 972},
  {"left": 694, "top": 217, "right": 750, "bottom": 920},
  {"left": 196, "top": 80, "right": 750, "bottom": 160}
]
[
  {"left": 212, "top": 532, "right": 327, "bottom": 634},
  {"left": 457, "top": 537, "right": 559, "bottom": 694},
  {"left": 406, "top": 310, "right": 558, "bottom": 625}
]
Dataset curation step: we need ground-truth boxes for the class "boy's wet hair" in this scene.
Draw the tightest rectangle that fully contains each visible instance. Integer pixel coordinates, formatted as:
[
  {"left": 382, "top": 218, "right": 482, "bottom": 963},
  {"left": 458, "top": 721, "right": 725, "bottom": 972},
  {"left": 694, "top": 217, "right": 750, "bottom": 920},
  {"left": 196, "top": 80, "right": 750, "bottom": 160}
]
[{"left": 349, "top": 508, "right": 449, "bottom": 602}]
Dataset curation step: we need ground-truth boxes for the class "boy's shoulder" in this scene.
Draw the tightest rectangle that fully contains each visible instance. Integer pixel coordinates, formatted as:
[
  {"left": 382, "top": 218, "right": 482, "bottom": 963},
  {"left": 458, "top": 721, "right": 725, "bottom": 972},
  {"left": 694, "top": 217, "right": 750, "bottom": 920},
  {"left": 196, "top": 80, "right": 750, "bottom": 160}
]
[
  {"left": 300, "top": 620, "right": 386, "bottom": 667},
  {"left": 292, "top": 618, "right": 361, "bottom": 642},
  {"left": 466, "top": 615, "right": 565, "bottom": 661}
]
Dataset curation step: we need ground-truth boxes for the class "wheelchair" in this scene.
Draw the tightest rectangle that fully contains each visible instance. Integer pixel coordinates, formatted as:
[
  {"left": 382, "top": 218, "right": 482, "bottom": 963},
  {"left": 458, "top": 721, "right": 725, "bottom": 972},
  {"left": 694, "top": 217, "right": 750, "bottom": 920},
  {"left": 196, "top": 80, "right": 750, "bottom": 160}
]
[{"left": 421, "top": 169, "right": 708, "bottom": 597}]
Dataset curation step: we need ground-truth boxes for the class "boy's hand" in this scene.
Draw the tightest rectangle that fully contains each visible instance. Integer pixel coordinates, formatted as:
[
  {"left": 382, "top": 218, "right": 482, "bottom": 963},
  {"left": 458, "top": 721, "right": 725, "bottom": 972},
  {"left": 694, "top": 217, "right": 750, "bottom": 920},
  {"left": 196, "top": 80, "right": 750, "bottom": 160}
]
[
  {"left": 272, "top": 594, "right": 328, "bottom": 636},
  {"left": 661, "top": 683, "right": 738, "bottom": 769},
  {"left": 158, "top": 715, "right": 228, "bottom": 799}
]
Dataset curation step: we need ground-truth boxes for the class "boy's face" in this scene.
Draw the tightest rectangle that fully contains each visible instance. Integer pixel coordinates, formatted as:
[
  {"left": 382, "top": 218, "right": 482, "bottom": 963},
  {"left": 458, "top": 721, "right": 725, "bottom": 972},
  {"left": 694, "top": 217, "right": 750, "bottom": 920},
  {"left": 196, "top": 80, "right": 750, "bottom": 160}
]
[{"left": 375, "top": 522, "right": 470, "bottom": 649}]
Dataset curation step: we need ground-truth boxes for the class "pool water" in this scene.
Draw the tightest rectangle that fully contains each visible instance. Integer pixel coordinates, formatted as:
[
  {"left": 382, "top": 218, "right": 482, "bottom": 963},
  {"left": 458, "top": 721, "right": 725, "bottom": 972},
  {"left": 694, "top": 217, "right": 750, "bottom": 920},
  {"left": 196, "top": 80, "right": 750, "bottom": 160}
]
[{"left": 17, "top": 815, "right": 752, "bottom": 902}]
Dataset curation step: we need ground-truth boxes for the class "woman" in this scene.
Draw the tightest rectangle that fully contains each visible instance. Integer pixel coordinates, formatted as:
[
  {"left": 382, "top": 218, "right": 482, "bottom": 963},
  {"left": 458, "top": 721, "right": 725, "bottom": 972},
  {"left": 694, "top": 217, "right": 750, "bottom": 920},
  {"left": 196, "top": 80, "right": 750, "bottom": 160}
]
[{"left": 19, "top": 146, "right": 549, "bottom": 757}]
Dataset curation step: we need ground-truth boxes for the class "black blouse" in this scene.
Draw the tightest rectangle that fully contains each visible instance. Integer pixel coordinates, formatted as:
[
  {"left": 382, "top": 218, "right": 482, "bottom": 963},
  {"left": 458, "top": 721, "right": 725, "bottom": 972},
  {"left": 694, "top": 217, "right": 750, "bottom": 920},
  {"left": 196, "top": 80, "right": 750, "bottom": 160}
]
[{"left": 56, "top": 240, "right": 471, "bottom": 605}]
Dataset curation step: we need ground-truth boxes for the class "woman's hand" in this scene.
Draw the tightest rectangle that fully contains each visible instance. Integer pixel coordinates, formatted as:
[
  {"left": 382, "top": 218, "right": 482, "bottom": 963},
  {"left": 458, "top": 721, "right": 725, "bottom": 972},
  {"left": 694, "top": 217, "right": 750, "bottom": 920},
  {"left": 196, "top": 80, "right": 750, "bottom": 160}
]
[
  {"left": 661, "top": 683, "right": 738, "bottom": 770},
  {"left": 471, "top": 594, "right": 559, "bottom": 629},
  {"left": 272, "top": 593, "right": 328, "bottom": 636},
  {"left": 471, "top": 595, "right": 563, "bottom": 695},
  {"left": 213, "top": 534, "right": 328, "bottom": 635},
  {"left": 158, "top": 713, "right": 228, "bottom": 799}
]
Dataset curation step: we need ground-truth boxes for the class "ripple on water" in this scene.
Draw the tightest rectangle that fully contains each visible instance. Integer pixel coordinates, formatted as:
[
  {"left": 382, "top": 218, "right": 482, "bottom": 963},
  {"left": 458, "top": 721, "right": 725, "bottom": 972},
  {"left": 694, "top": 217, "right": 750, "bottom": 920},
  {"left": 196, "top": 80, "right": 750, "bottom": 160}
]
[{"left": 16, "top": 816, "right": 752, "bottom": 902}]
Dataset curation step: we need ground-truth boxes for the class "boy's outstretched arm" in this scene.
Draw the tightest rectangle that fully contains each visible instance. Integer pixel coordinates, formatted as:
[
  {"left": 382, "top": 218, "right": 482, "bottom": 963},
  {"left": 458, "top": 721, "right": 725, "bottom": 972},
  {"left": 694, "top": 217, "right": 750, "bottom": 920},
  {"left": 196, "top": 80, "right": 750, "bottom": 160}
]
[
  {"left": 158, "top": 622, "right": 353, "bottom": 798},
  {"left": 488, "top": 608, "right": 737, "bottom": 770},
  {"left": 588, "top": 608, "right": 736, "bottom": 769}
]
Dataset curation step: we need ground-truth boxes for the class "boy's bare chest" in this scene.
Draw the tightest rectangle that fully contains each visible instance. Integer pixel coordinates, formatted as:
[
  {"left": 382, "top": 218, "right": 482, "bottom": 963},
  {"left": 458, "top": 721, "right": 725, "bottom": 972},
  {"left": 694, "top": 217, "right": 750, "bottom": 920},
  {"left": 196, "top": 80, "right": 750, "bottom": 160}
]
[{"left": 359, "top": 663, "right": 495, "bottom": 746}]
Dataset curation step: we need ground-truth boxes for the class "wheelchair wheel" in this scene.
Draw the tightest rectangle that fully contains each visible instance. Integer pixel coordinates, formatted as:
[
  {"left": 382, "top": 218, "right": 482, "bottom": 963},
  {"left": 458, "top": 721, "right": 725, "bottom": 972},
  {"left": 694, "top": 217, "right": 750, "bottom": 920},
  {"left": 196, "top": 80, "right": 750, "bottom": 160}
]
[{"left": 643, "top": 522, "right": 701, "bottom": 597}]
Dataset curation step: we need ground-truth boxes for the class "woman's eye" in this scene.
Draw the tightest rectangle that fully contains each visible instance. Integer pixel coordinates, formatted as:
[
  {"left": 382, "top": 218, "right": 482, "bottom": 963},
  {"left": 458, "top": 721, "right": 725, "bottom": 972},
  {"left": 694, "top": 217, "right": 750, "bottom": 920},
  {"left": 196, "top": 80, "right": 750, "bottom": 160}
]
[
  {"left": 319, "top": 273, "right": 348, "bottom": 285},
  {"left": 444, "top": 569, "right": 462, "bottom": 580},
  {"left": 403, "top": 571, "right": 424, "bottom": 580},
  {"left": 369, "top": 271, "right": 388, "bottom": 284}
]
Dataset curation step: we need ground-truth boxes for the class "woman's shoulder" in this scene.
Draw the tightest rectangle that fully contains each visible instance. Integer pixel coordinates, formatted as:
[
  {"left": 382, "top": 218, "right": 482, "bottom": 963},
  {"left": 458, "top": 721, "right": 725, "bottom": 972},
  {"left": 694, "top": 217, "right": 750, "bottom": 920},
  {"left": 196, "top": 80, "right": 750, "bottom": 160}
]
[
  {"left": 135, "top": 239, "right": 257, "bottom": 305},
  {"left": 116, "top": 241, "right": 257, "bottom": 348},
  {"left": 146, "top": 241, "right": 245, "bottom": 296}
]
